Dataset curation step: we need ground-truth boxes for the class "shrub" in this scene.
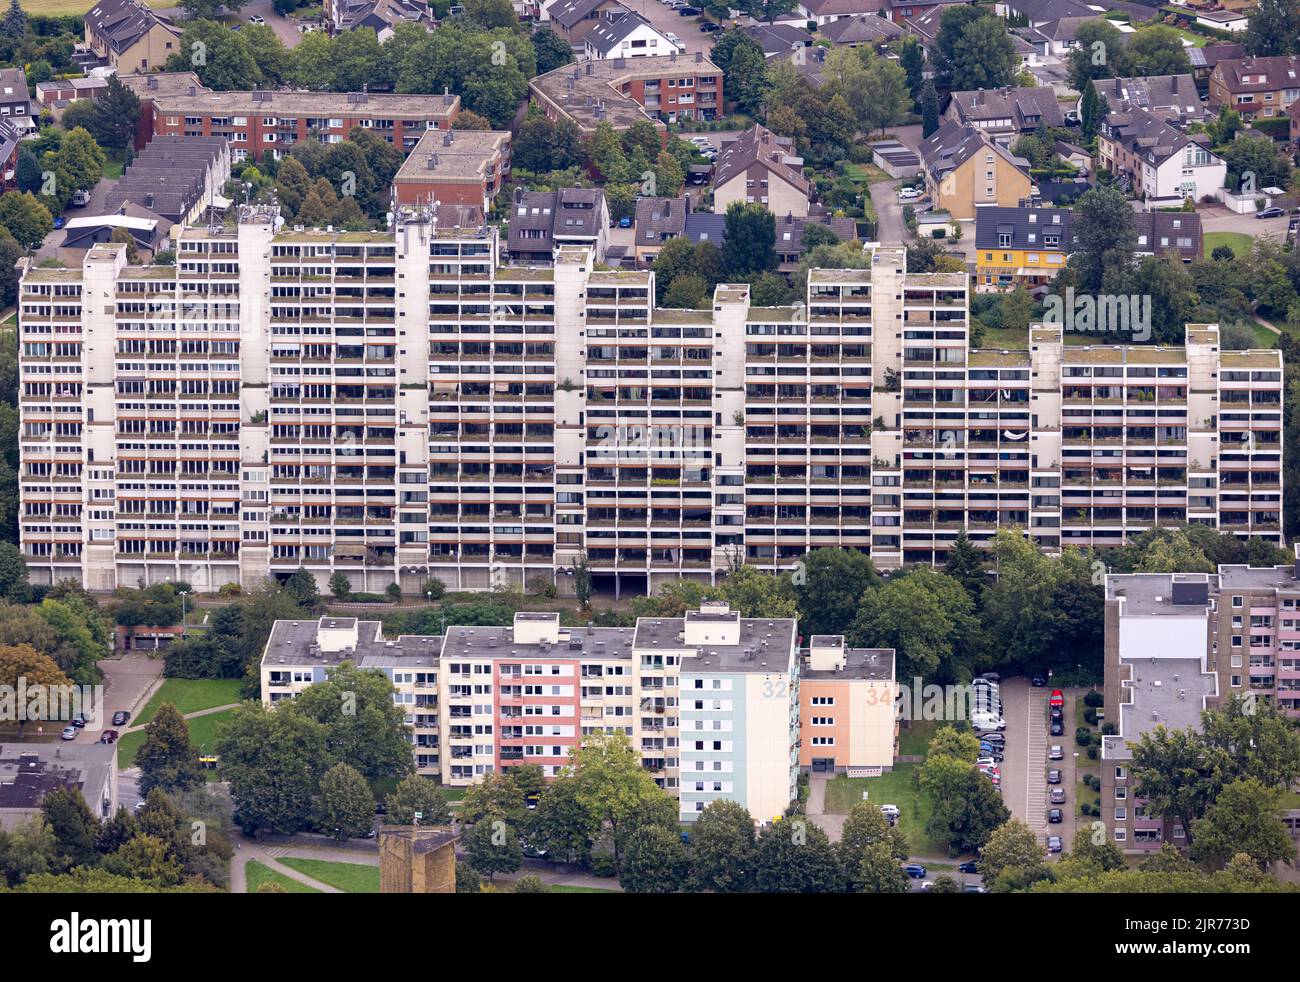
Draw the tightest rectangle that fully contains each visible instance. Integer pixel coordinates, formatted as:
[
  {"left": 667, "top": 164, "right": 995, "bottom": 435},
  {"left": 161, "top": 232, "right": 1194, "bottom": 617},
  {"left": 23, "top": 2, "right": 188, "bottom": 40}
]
[
  {"left": 421, "top": 578, "right": 446, "bottom": 602},
  {"left": 1075, "top": 727, "right": 1092, "bottom": 747},
  {"left": 217, "top": 583, "right": 241, "bottom": 597},
  {"left": 588, "top": 849, "right": 618, "bottom": 878},
  {"left": 385, "top": 582, "right": 402, "bottom": 601},
  {"left": 527, "top": 574, "right": 557, "bottom": 599},
  {"left": 1084, "top": 707, "right": 1099, "bottom": 726},
  {"left": 1083, "top": 690, "right": 1103, "bottom": 708},
  {"left": 1087, "top": 745, "right": 1098, "bottom": 760}
]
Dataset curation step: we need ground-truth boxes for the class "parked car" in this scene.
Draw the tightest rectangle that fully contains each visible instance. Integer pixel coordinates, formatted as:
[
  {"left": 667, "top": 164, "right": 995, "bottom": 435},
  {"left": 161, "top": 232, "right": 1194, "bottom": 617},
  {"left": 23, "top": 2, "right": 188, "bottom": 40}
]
[
  {"left": 1049, "top": 689, "right": 1064, "bottom": 708},
  {"left": 248, "top": 14, "right": 265, "bottom": 23},
  {"left": 963, "top": 884, "right": 987, "bottom": 893},
  {"left": 976, "top": 672, "right": 1000, "bottom": 683},
  {"left": 699, "top": 20, "right": 721, "bottom": 31},
  {"left": 99, "top": 729, "right": 118, "bottom": 744},
  {"left": 1048, "top": 808, "right": 1063, "bottom": 824},
  {"left": 71, "top": 189, "right": 91, "bottom": 207},
  {"left": 1064, "top": 109, "right": 1080, "bottom": 125},
  {"left": 1048, "top": 745, "right": 1063, "bottom": 761},
  {"left": 112, "top": 711, "right": 130, "bottom": 726},
  {"left": 678, "top": 5, "right": 701, "bottom": 14},
  {"left": 1050, "top": 788, "right": 1066, "bottom": 804},
  {"left": 1050, "top": 719, "right": 1064, "bottom": 736},
  {"left": 897, "top": 186, "right": 922, "bottom": 201},
  {"left": 973, "top": 718, "right": 1006, "bottom": 732},
  {"left": 879, "top": 804, "right": 900, "bottom": 821},
  {"left": 975, "top": 757, "right": 998, "bottom": 769},
  {"left": 1258, "top": 206, "right": 1285, "bottom": 219},
  {"left": 1047, "top": 768, "right": 1062, "bottom": 784},
  {"left": 903, "top": 864, "right": 927, "bottom": 878},
  {"left": 958, "top": 860, "right": 979, "bottom": 874},
  {"left": 617, "top": 215, "right": 632, "bottom": 228},
  {"left": 1047, "top": 835, "right": 1063, "bottom": 853},
  {"left": 60, "top": 725, "right": 77, "bottom": 740},
  {"left": 70, "top": 713, "right": 89, "bottom": 728},
  {"left": 1031, "top": 674, "right": 1046, "bottom": 687},
  {"left": 53, "top": 216, "right": 64, "bottom": 230},
  {"left": 664, "top": 31, "right": 686, "bottom": 51}
]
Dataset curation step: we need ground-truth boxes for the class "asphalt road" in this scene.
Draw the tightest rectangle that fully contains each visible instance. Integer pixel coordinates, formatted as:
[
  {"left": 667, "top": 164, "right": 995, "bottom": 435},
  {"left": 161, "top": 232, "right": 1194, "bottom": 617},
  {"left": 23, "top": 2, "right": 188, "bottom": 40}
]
[{"left": 869, "top": 177, "right": 910, "bottom": 247}]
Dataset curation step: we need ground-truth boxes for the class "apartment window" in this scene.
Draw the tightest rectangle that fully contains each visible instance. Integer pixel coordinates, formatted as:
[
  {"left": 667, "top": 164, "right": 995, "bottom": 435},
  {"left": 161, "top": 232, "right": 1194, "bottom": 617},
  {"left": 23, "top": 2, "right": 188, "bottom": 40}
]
[
  {"left": 1113, "top": 829, "right": 1127, "bottom": 842},
  {"left": 1232, "top": 596, "right": 1243, "bottom": 608}
]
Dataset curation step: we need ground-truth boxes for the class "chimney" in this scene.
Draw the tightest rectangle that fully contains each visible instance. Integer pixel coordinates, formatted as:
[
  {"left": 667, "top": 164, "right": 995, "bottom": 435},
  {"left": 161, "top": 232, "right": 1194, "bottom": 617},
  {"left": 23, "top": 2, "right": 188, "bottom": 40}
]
[
  {"left": 188, "top": 85, "right": 196, "bottom": 96},
  {"left": 144, "top": 192, "right": 153, "bottom": 208}
]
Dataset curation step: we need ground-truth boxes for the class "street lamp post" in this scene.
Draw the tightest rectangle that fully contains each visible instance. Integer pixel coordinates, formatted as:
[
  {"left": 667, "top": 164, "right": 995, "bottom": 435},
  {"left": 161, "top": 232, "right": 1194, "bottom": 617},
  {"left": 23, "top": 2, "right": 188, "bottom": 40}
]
[{"left": 179, "top": 590, "right": 189, "bottom": 637}]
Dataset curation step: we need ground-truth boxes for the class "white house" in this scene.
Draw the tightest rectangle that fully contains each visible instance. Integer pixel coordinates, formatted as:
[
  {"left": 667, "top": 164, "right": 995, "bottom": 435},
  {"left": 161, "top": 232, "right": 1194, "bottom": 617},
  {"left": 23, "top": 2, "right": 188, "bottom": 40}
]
[{"left": 584, "top": 11, "right": 677, "bottom": 60}]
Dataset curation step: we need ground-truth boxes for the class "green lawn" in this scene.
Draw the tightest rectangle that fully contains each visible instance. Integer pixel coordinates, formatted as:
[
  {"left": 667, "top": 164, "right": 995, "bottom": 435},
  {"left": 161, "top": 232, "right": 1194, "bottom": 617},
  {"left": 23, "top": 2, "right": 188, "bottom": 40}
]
[
  {"left": 117, "top": 706, "right": 234, "bottom": 770},
  {"left": 245, "top": 861, "right": 321, "bottom": 894},
  {"left": 823, "top": 763, "right": 944, "bottom": 855},
  {"left": 897, "top": 720, "right": 938, "bottom": 757},
  {"left": 842, "top": 161, "right": 893, "bottom": 185},
  {"left": 548, "top": 885, "right": 621, "bottom": 893},
  {"left": 279, "top": 858, "right": 380, "bottom": 893},
  {"left": 135, "top": 678, "right": 244, "bottom": 726},
  {"left": 1204, "top": 231, "right": 1253, "bottom": 260}
]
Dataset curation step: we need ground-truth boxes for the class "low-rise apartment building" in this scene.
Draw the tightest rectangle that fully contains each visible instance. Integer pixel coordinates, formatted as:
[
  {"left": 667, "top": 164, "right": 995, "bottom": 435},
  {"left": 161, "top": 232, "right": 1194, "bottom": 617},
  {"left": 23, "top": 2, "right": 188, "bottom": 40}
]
[
  {"left": 799, "top": 636, "right": 896, "bottom": 774},
  {"left": 529, "top": 53, "right": 723, "bottom": 133},
  {"left": 1209, "top": 55, "right": 1300, "bottom": 119},
  {"left": 14, "top": 215, "right": 1281, "bottom": 595},
  {"left": 1098, "top": 106, "right": 1225, "bottom": 205},
  {"left": 262, "top": 602, "right": 834, "bottom": 823},
  {"left": 153, "top": 89, "right": 461, "bottom": 160},
  {"left": 1087, "top": 73, "right": 1208, "bottom": 126},
  {"left": 391, "top": 128, "right": 511, "bottom": 213},
  {"left": 0, "top": 67, "right": 34, "bottom": 137}
]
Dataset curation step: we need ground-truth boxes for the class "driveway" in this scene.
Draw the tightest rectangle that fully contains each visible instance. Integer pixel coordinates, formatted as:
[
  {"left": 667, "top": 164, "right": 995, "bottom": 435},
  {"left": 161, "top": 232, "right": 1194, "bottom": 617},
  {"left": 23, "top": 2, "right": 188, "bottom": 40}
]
[
  {"left": 1199, "top": 202, "right": 1291, "bottom": 240},
  {"left": 33, "top": 177, "right": 119, "bottom": 263},
  {"left": 626, "top": 0, "right": 717, "bottom": 56},
  {"left": 239, "top": 0, "right": 306, "bottom": 49},
  {"left": 83, "top": 650, "right": 163, "bottom": 743},
  {"left": 869, "top": 178, "right": 910, "bottom": 246}
]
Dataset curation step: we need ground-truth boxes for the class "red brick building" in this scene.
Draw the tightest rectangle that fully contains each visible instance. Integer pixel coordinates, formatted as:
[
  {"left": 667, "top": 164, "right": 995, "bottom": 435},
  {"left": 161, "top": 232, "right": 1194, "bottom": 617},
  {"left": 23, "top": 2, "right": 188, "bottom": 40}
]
[
  {"left": 391, "top": 128, "right": 511, "bottom": 212},
  {"left": 153, "top": 89, "right": 461, "bottom": 160}
]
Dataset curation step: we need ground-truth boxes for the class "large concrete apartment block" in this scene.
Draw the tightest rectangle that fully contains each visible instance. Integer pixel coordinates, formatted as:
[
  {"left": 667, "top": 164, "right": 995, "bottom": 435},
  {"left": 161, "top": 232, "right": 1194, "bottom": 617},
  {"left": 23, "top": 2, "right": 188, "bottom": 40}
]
[{"left": 15, "top": 208, "right": 1282, "bottom": 595}]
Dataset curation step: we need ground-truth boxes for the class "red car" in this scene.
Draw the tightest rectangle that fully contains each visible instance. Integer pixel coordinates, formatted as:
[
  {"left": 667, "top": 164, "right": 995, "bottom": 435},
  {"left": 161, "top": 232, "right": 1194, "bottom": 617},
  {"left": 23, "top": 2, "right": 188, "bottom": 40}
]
[
  {"left": 1049, "top": 689, "right": 1064, "bottom": 709},
  {"left": 98, "top": 730, "right": 119, "bottom": 744}
]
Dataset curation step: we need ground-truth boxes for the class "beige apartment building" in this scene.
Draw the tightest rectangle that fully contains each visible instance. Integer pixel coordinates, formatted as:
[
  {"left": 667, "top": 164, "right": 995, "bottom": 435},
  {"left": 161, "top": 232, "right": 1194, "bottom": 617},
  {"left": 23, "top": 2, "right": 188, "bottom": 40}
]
[{"left": 14, "top": 206, "right": 1282, "bottom": 597}]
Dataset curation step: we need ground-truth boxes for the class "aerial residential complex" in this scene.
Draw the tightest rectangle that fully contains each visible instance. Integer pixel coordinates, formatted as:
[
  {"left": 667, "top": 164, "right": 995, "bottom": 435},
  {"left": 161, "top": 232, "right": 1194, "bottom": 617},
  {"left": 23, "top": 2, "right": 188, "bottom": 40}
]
[
  {"left": 1103, "top": 554, "right": 1300, "bottom": 850},
  {"left": 15, "top": 207, "right": 1283, "bottom": 595},
  {"left": 259, "top": 602, "right": 897, "bottom": 817}
]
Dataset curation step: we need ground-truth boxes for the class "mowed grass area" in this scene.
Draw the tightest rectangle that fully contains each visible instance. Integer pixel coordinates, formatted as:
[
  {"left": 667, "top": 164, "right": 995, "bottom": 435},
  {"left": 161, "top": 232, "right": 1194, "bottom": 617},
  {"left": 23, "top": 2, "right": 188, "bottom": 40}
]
[
  {"left": 897, "top": 719, "right": 938, "bottom": 757},
  {"left": 20, "top": 0, "right": 170, "bottom": 13},
  {"left": 134, "top": 678, "right": 244, "bottom": 726},
  {"left": 1204, "top": 231, "right": 1253, "bottom": 260},
  {"left": 279, "top": 858, "right": 379, "bottom": 893},
  {"left": 117, "top": 706, "right": 235, "bottom": 770},
  {"left": 823, "top": 763, "right": 944, "bottom": 854},
  {"left": 246, "top": 861, "right": 321, "bottom": 894}
]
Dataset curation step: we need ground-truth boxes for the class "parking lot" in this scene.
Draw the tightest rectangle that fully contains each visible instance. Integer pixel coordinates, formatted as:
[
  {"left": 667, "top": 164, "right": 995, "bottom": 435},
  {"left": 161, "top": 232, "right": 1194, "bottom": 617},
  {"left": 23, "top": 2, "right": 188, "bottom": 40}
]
[{"left": 627, "top": 0, "right": 720, "bottom": 56}]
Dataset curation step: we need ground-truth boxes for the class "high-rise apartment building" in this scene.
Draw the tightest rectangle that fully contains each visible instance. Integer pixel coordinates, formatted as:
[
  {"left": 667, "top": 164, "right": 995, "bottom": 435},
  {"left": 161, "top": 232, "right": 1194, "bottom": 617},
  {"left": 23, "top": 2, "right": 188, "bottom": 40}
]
[
  {"left": 15, "top": 206, "right": 1282, "bottom": 594},
  {"left": 258, "top": 602, "right": 894, "bottom": 817}
]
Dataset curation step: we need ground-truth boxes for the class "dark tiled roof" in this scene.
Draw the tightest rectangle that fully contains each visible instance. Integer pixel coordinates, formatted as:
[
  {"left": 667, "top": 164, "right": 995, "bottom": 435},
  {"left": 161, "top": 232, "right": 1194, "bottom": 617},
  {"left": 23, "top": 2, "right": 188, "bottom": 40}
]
[
  {"left": 975, "top": 205, "right": 1073, "bottom": 251},
  {"left": 634, "top": 195, "right": 688, "bottom": 245},
  {"left": 586, "top": 12, "right": 663, "bottom": 56},
  {"left": 102, "top": 135, "right": 227, "bottom": 224},
  {"left": 919, "top": 119, "right": 1030, "bottom": 182},
  {"left": 819, "top": 13, "right": 904, "bottom": 45},
  {"left": 551, "top": 0, "right": 625, "bottom": 29},
  {"left": 1188, "top": 43, "right": 1245, "bottom": 70},
  {"left": 712, "top": 123, "right": 809, "bottom": 198},
  {"left": 507, "top": 187, "right": 606, "bottom": 257},
  {"left": 684, "top": 211, "right": 725, "bottom": 244},
  {"left": 86, "top": 0, "right": 179, "bottom": 55},
  {"left": 949, "top": 85, "right": 1066, "bottom": 131},
  {"left": 1101, "top": 105, "right": 1217, "bottom": 168},
  {"left": 1212, "top": 55, "right": 1300, "bottom": 93},
  {"left": 742, "top": 23, "right": 814, "bottom": 56},
  {"left": 1091, "top": 74, "right": 1205, "bottom": 124},
  {"left": 1135, "top": 210, "right": 1202, "bottom": 261}
]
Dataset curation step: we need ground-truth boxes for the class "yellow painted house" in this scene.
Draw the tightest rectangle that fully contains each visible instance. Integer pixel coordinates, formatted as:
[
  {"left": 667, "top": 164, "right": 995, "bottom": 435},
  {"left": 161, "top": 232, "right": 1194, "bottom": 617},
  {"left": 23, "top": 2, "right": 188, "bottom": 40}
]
[{"left": 974, "top": 206, "right": 1071, "bottom": 290}]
